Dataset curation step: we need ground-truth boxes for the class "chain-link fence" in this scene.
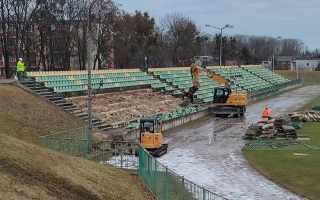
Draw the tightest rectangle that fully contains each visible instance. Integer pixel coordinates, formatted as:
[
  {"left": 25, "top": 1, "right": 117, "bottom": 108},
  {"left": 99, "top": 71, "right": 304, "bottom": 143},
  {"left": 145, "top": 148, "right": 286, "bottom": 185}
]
[
  {"left": 41, "top": 130, "right": 139, "bottom": 169},
  {"left": 40, "top": 127, "right": 230, "bottom": 200},
  {"left": 138, "top": 145, "right": 229, "bottom": 200},
  {"left": 89, "top": 140, "right": 139, "bottom": 169},
  {"left": 40, "top": 127, "right": 91, "bottom": 156}
]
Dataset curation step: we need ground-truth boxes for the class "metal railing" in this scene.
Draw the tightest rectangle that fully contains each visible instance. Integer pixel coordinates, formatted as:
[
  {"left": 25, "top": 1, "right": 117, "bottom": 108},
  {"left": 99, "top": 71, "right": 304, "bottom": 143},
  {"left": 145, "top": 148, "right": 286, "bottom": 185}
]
[
  {"left": 138, "top": 145, "right": 229, "bottom": 200},
  {"left": 40, "top": 129, "right": 229, "bottom": 200},
  {"left": 39, "top": 127, "right": 91, "bottom": 156},
  {"left": 88, "top": 140, "right": 139, "bottom": 169}
]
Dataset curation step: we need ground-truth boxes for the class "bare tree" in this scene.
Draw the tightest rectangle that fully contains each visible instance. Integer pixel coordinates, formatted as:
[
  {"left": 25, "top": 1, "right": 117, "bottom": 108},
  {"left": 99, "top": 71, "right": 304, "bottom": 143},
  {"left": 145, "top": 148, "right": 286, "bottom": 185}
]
[
  {"left": 161, "top": 13, "right": 200, "bottom": 66},
  {"left": 89, "top": 0, "right": 118, "bottom": 69},
  {"left": 0, "top": 0, "right": 13, "bottom": 78}
]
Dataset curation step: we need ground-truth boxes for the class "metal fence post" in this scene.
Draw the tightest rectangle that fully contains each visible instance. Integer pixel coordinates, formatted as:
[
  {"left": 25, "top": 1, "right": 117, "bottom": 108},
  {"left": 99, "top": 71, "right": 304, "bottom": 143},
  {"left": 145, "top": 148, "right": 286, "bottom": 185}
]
[
  {"left": 202, "top": 187, "right": 206, "bottom": 200},
  {"left": 181, "top": 176, "right": 185, "bottom": 199},
  {"left": 120, "top": 153, "right": 123, "bottom": 168},
  {"left": 165, "top": 167, "right": 169, "bottom": 200}
]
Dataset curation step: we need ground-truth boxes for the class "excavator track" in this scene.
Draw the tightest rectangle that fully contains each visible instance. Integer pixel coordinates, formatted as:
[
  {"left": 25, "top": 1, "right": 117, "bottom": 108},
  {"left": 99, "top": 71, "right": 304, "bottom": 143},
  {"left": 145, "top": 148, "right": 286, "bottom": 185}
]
[
  {"left": 209, "top": 105, "right": 246, "bottom": 118},
  {"left": 148, "top": 144, "right": 168, "bottom": 157}
]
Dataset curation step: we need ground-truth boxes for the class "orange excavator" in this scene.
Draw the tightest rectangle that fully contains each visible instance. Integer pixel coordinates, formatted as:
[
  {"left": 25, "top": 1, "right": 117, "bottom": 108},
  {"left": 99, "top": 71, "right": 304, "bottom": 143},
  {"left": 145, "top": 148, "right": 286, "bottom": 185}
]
[
  {"left": 139, "top": 117, "right": 168, "bottom": 157},
  {"left": 183, "top": 62, "right": 247, "bottom": 117},
  {"left": 209, "top": 72, "right": 247, "bottom": 117}
]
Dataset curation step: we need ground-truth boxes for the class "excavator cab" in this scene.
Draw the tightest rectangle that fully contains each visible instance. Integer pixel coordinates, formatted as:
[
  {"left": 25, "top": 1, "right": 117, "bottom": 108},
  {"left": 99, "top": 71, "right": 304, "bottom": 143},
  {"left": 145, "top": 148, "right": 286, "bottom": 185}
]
[
  {"left": 139, "top": 118, "right": 168, "bottom": 157},
  {"left": 210, "top": 86, "right": 247, "bottom": 117},
  {"left": 213, "top": 87, "right": 231, "bottom": 104}
]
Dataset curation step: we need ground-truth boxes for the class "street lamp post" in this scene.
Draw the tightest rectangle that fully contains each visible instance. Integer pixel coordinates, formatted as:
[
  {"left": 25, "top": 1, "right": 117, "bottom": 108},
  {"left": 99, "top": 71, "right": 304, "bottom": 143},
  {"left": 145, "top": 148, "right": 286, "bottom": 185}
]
[
  {"left": 205, "top": 24, "right": 234, "bottom": 66},
  {"left": 272, "top": 36, "right": 282, "bottom": 72}
]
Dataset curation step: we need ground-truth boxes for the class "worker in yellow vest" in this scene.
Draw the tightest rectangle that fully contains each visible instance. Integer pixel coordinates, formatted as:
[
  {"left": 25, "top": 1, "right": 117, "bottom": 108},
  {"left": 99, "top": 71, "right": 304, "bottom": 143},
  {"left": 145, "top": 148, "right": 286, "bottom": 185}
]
[{"left": 16, "top": 58, "right": 25, "bottom": 81}]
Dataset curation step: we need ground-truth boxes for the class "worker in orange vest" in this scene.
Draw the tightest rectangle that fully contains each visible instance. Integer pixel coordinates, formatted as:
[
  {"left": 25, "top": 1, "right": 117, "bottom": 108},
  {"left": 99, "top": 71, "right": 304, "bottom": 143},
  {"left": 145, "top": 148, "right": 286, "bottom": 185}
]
[{"left": 262, "top": 106, "right": 272, "bottom": 119}]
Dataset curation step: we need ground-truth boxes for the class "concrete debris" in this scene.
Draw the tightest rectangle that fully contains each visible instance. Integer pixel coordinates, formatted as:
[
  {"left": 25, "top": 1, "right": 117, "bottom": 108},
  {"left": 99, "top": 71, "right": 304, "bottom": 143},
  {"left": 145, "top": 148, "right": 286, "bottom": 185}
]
[
  {"left": 244, "top": 115, "right": 298, "bottom": 140},
  {"left": 290, "top": 111, "right": 320, "bottom": 122},
  {"left": 68, "top": 89, "right": 182, "bottom": 126}
]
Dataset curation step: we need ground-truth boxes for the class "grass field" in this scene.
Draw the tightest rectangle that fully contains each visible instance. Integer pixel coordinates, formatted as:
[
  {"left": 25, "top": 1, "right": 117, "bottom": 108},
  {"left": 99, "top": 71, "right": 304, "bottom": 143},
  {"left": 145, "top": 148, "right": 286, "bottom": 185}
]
[
  {"left": 0, "top": 84, "right": 153, "bottom": 200},
  {"left": 244, "top": 91, "right": 320, "bottom": 200},
  {"left": 243, "top": 123, "right": 320, "bottom": 200},
  {"left": 276, "top": 70, "right": 320, "bottom": 85}
]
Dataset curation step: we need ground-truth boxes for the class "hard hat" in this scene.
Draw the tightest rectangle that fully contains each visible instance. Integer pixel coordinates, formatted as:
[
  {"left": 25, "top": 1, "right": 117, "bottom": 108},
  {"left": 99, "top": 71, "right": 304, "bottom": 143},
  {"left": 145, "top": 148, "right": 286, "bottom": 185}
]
[{"left": 19, "top": 58, "right": 23, "bottom": 61}]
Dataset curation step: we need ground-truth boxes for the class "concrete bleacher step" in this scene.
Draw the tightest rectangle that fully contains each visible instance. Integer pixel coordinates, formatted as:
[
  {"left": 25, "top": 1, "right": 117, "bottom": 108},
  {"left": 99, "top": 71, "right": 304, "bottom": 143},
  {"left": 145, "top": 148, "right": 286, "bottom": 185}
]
[
  {"left": 92, "top": 121, "right": 105, "bottom": 127},
  {"left": 97, "top": 124, "right": 111, "bottom": 130},
  {"left": 37, "top": 91, "right": 53, "bottom": 96},
  {"left": 48, "top": 96, "right": 63, "bottom": 101},
  {"left": 20, "top": 80, "right": 36, "bottom": 85},
  {"left": 63, "top": 106, "right": 77, "bottom": 110},
  {"left": 34, "top": 89, "right": 50, "bottom": 93},
  {"left": 69, "top": 109, "right": 83, "bottom": 114},
  {"left": 34, "top": 88, "right": 50, "bottom": 92},
  {"left": 84, "top": 118, "right": 100, "bottom": 123},
  {"left": 81, "top": 116, "right": 89, "bottom": 121},
  {"left": 62, "top": 105, "right": 77, "bottom": 110},
  {"left": 55, "top": 102, "right": 73, "bottom": 107},
  {"left": 75, "top": 112, "right": 89, "bottom": 118},
  {"left": 22, "top": 76, "right": 120, "bottom": 133},
  {"left": 52, "top": 99, "right": 68, "bottom": 104},
  {"left": 41, "top": 94, "right": 54, "bottom": 98}
]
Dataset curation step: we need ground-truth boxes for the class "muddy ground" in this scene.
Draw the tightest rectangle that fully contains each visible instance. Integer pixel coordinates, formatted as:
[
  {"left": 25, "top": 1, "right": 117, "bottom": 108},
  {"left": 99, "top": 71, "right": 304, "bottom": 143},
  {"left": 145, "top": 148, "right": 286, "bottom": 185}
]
[
  {"left": 159, "top": 86, "right": 320, "bottom": 200},
  {"left": 69, "top": 89, "right": 182, "bottom": 125}
]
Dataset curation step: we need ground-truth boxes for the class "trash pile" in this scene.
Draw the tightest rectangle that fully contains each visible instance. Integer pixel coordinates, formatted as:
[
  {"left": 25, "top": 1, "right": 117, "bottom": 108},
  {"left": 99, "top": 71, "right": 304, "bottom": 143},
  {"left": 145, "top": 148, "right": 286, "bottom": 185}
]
[{"left": 244, "top": 115, "right": 300, "bottom": 140}]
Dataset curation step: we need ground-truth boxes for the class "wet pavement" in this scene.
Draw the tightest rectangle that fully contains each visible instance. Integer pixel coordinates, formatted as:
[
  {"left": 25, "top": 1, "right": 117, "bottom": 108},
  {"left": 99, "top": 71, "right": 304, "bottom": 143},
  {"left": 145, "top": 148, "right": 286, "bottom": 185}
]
[{"left": 159, "top": 86, "right": 320, "bottom": 200}]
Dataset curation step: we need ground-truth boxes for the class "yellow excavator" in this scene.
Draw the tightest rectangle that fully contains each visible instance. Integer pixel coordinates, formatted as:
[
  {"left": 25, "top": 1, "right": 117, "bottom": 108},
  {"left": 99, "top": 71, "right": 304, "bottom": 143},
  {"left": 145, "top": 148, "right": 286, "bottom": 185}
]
[
  {"left": 209, "top": 72, "right": 247, "bottom": 117},
  {"left": 139, "top": 117, "right": 168, "bottom": 157},
  {"left": 184, "top": 62, "right": 247, "bottom": 117}
]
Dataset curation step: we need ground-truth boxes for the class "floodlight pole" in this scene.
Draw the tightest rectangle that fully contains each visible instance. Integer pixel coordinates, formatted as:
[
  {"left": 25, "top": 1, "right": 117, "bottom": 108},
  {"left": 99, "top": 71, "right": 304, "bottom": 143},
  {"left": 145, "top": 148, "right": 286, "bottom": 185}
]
[
  {"left": 219, "top": 28, "right": 223, "bottom": 66},
  {"left": 87, "top": 2, "right": 95, "bottom": 133},
  {"left": 206, "top": 24, "right": 234, "bottom": 66},
  {"left": 88, "top": 67, "right": 93, "bottom": 130}
]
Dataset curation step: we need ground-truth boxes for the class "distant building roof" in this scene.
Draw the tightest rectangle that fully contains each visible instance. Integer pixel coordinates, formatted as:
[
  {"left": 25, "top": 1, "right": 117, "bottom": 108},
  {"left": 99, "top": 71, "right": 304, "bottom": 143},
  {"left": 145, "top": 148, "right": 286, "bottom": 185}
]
[
  {"left": 293, "top": 58, "right": 320, "bottom": 61},
  {"left": 276, "top": 56, "right": 294, "bottom": 62}
]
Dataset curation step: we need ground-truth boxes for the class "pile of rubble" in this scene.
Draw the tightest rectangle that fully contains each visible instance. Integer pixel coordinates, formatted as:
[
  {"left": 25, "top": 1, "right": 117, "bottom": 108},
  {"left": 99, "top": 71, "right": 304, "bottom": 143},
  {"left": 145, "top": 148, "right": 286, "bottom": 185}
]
[
  {"left": 290, "top": 111, "right": 320, "bottom": 122},
  {"left": 68, "top": 89, "right": 182, "bottom": 125},
  {"left": 244, "top": 115, "right": 300, "bottom": 140}
]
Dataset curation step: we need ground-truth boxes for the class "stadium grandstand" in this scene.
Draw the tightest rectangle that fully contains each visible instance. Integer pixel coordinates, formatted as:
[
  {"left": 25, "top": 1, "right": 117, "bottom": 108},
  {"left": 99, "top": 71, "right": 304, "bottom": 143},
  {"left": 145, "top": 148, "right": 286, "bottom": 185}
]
[{"left": 26, "top": 65, "right": 293, "bottom": 129}]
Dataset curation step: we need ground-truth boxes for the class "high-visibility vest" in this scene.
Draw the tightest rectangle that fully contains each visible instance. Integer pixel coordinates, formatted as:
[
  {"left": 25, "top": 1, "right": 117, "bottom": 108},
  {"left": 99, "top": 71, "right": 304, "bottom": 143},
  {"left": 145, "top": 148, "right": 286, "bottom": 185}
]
[
  {"left": 17, "top": 61, "right": 25, "bottom": 72},
  {"left": 262, "top": 108, "right": 271, "bottom": 118}
]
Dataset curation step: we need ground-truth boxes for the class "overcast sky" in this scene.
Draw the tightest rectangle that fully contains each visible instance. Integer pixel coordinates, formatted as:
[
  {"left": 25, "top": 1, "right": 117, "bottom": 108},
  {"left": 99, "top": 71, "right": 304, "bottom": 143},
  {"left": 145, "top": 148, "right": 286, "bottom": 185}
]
[{"left": 115, "top": 0, "right": 319, "bottom": 50}]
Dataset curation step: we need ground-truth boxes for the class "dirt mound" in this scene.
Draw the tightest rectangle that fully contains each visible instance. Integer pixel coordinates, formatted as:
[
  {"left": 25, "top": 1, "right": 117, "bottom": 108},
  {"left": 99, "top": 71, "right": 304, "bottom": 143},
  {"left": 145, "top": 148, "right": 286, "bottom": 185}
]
[
  {"left": 0, "top": 84, "right": 153, "bottom": 200},
  {"left": 0, "top": 84, "right": 83, "bottom": 144},
  {"left": 0, "top": 134, "right": 152, "bottom": 200}
]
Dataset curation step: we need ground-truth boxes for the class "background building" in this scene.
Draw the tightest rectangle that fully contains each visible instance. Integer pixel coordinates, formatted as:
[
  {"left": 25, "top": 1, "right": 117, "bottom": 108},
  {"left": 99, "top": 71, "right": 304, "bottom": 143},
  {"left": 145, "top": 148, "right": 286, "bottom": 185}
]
[{"left": 291, "top": 59, "right": 320, "bottom": 71}]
